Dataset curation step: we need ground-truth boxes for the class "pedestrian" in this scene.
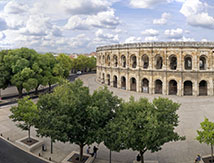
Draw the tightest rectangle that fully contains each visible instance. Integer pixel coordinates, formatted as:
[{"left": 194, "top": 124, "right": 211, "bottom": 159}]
[
  {"left": 86, "top": 146, "right": 91, "bottom": 155},
  {"left": 93, "top": 146, "right": 98, "bottom": 158},
  {"left": 195, "top": 154, "right": 201, "bottom": 163},
  {"left": 136, "top": 153, "right": 141, "bottom": 161}
]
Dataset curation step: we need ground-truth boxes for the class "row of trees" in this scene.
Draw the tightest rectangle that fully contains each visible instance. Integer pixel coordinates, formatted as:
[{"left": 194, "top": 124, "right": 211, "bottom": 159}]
[
  {"left": 70, "top": 55, "right": 96, "bottom": 73},
  {"left": 0, "top": 48, "right": 72, "bottom": 98},
  {"left": 10, "top": 79, "right": 184, "bottom": 163}
]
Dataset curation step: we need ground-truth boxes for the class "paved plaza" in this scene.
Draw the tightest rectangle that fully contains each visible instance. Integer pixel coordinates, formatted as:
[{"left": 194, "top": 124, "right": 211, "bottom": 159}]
[{"left": 0, "top": 74, "right": 214, "bottom": 163}]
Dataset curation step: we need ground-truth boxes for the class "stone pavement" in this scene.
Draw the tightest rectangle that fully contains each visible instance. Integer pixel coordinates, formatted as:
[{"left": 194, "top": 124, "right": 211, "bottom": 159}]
[{"left": 0, "top": 74, "right": 213, "bottom": 163}]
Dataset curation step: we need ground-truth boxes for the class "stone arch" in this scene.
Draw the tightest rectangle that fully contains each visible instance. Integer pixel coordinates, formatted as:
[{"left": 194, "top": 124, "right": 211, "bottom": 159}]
[
  {"left": 155, "top": 79, "right": 162, "bottom": 94},
  {"left": 142, "top": 54, "right": 149, "bottom": 69},
  {"left": 169, "top": 80, "right": 177, "bottom": 95},
  {"left": 130, "top": 55, "right": 137, "bottom": 68},
  {"left": 102, "top": 73, "right": 105, "bottom": 84},
  {"left": 199, "top": 55, "right": 206, "bottom": 70},
  {"left": 155, "top": 55, "right": 163, "bottom": 69},
  {"left": 199, "top": 80, "right": 207, "bottom": 95},
  {"left": 184, "top": 80, "right": 193, "bottom": 95},
  {"left": 121, "top": 76, "right": 126, "bottom": 90},
  {"left": 142, "top": 78, "right": 149, "bottom": 93},
  {"left": 184, "top": 55, "right": 192, "bottom": 70},
  {"left": 169, "top": 55, "right": 177, "bottom": 70},
  {"left": 121, "top": 55, "right": 126, "bottom": 68},
  {"left": 107, "top": 74, "right": 110, "bottom": 86},
  {"left": 106, "top": 55, "right": 110, "bottom": 66},
  {"left": 130, "top": 77, "right": 137, "bottom": 91},
  {"left": 113, "top": 75, "right": 117, "bottom": 88},
  {"left": 102, "top": 55, "right": 105, "bottom": 64},
  {"left": 113, "top": 55, "right": 118, "bottom": 67}
]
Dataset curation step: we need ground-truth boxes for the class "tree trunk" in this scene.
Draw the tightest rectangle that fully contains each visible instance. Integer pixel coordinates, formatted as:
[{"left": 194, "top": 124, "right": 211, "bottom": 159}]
[
  {"left": 79, "top": 144, "right": 84, "bottom": 161},
  {"left": 17, "top": 87, "right": 23, "bottom": 98},
  {"left": 211, "top": 144, "right": 214, "bottom": 162},
  {"left": 140, "top": 150, "right": 145, "bottom": 163},
  {"left": 27, "top": 127, "right": 31, "bottom": 142},
  {"left": 51, "top": 139, "right": 53, "bottom": 154},
  {"left": 109, "top": 150, "right": 111, "bottom": 163},
  {"left": 35, "top": 85, "right": 39, "bottom": 95},
  {"left": 48, "top": 83, "right": 51, "bottom": 92}
]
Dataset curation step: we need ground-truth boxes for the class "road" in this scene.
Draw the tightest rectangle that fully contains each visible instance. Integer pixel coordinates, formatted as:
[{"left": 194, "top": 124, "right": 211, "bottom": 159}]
[{"left": 0, "top": 138, "right": 47, "bottom": 163}]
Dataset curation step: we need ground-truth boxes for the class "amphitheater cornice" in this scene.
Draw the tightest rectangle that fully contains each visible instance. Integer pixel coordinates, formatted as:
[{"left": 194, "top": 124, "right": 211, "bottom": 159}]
[{"left": 96, "top": 42, "right": 214, "bottom": 52}]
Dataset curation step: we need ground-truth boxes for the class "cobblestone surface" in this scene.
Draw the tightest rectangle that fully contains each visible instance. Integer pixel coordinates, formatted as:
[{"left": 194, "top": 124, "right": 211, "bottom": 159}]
[{"left": 0, "top": 74, "right": 212, "bottom": 163}]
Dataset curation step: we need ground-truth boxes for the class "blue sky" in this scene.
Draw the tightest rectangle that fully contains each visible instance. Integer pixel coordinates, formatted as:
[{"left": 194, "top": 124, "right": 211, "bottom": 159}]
[{"left": 0, "top": 0, "right": 214, "bottom": 53}]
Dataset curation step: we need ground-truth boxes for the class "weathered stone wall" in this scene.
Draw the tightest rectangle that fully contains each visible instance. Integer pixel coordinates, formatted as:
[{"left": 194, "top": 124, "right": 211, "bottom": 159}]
[{"left": 96, "top": 42, "right": 214, "bottom": 96}]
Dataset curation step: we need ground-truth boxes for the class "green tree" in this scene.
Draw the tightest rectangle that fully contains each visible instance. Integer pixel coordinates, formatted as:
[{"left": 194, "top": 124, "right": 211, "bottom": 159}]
[
  {"left": 9, "top": 96, "right": 38, "bottom": 142},
  {"left": 108, "top": 97, "right": 184, "bottom": 163},
  {"left": 57, "top": 54, "right": 72, "bottom": 78},
  {"left": 196, "top": 118, "right": 214, "bottom": 161},
  {"left": 4, "top": 48, "right": 38, "bottom": 98}
]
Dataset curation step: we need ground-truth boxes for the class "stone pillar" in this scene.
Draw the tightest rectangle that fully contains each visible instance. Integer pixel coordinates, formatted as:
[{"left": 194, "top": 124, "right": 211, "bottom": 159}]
[
  {"left": 208, "top": 79, "right": 213, "bottom": 96},
  {"left": 149, "top": 75, "right": 154, "bottom": 94},
  {"left": 137, "top": 75, "right": 141, "bottom": 92},
  {"left": 193, "top": 80, "right": 198, "bottom": 96},
  {"left": 163, "top": 74, "right": 167, "bottom": 95},
  {"left": 127, "top": 73, "right": 130, "bottom": 91},
  {"left": 177, "top": 79, "right": 182, "bottom": 96}
]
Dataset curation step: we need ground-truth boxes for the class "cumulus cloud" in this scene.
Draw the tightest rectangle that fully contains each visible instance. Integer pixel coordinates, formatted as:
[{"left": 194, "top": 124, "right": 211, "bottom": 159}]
[
  {"left": 64, "top": 9, "right": 120, "bottom": 30},
  {"left": 95, "top": 29, "right": 119, "bottom": 42},
  {"left": 0, "top": 18, "right": 7, "bottom": 31},
  {"left": 141, "top": 29, "right": 159, "bottom": 36},
  {"left": 172, "top": 36, "right": 195, "bottom": 42},
  {"left": 164, "top": 28, "right": 183, "bottom": 39},
  {"left": 124, "top": 36, "right": 142, "bottom": 43},
  {"left": 180, "top": 0, "right": 214, "bottom": 29},
  {"left": 153, "top": 12, "right": 170, "bottom": 25},
  {"left": 129, "top": 0, "right": 183, "bottom": 9},
  {"left": 144, "top": 36, "right": 158, "bottom": 42},
  {"left": 4, "top": 1, "right": 28, "bottom": 14}
]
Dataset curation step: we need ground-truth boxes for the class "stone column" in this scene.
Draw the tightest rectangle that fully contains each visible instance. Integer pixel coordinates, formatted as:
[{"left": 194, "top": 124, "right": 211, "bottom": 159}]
[
  {"left": 177, "top": 78, "right": 182, "bottom": 96},
  {"left": 127, "top": 73, "right": 130, "bottom": 91},
  {"left": 137, "top": 75, "right": 141, "bottom": 92},
  {"left": 193, "top": 80, "right": 198, "bottom": 96},
  {"left": 208, "top": 79, "right": 213, "bottom": 96}
]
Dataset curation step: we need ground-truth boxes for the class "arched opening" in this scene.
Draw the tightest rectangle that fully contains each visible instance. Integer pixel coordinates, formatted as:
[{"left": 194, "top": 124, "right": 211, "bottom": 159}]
[
  {"left": 185, "top": 56, "right": 192, "bottom": 70},
  {"left": 199, "top": 80, "right": 207, "bottom": 96},
  {"left": 155, "top": 79, "right": 162, "bottom": 94},
  {"left": 102, "top": 73, "right": 105, "bottom": 84},
  {"left": 121, "top": 55, "right": 126, "bottom": 68},
  {"left": 113, "top": 75, "right": 117, "bottom": 88},
  {"left": 142, "top": 55, "right": 149, "bottom": 69},
  {"left": 131, "top": 55, "right": 137, "bottom": 68},
  {"left": 130, "top": 77, "right": 137, "bottom": 91},
  {"left": 184, "top": 81, "right": 193, "bottom": 95},
  {"left": 102, "top": 55, "right": 105, "bottom": 64},
  {"left": 199, "top": 56, "right": 206, "bottom": 70},
  {"left": 142, "top": 78, "right": 149, "bottom": 93},
  {"left": 107, "top": 74, "right": 110, "bottom": 86},
  {"left": 155, "top": 55, "right": 163, "bottom": 69},
  {"left": 169, "top": 80, "right": 177, "bottom": 95},
  {"left": 107, "top": 55, "right": 110, "bottom": 66},
  {"left": 113, "top": 55, "right": 118, "bottom": 67},
  {"left": 169, "top": 55, "right": 177, "bottom": 70},
  {"left": 121, "top": 76, "right": 126, "bottom": 90}
]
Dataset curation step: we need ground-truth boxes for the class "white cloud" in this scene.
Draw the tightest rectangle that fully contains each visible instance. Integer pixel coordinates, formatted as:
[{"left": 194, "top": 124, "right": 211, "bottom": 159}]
[
  {"left": 124, "top": 36, "right": 142, "bottom": 43},
  {"left": 164, "top": 28, "right": 183, "bottom": 39},
  {"left": 172, "top": 36, "right": 195, "bottom": 42},
  {"left": 153, "top": 12, "right": 170, "bottom": 25},
  {"left": 141, "top": 29, "right": 159, "bottom": 36},
  {"left": 4, "top": 1, "right": 28, "bottom": 14},
  {"left": 0, "top": 18, "right": 7, "bottom": 30},
  {"left": 180, "top": 0, "right": 214, "bottom": 29},
  {"left": 95, "top": 29, "right": 119, "bottom": 42},
  {"left": 201, "top": 39, "right": 208, "bottom": 42},
  {"left": 65, "top": 9, "right": 120, "bottom": 30},
  {"left": 0, "top": 32, "right": 5, "bottom": 40},
  {"left": 144, "top": 36, "right": 158, "bottom": 42}
]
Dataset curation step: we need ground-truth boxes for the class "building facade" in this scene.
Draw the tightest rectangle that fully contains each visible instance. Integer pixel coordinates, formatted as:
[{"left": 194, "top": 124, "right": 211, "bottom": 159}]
[{"left": 96, "top": 42, "right": 214, "bottom": 96}]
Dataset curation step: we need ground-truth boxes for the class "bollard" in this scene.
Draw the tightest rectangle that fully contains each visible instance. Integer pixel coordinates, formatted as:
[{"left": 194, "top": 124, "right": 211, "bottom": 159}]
[
  {"left": 0, "top": 133, "right": 2, "bottom": 136},
  {"left": 49, "top": 157, "right": 51, "bottom": 161},
  {"left": 7, "top": 137, "right": 9, "bottom": 140},
  {"left": 39, "top": 153, "right": 41, "bottom": 156}
]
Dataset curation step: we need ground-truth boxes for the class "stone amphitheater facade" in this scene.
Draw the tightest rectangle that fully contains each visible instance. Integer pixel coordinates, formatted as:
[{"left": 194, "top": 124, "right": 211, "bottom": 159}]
[{"left": 96, "top": 42, "right": 214, "bottom": 96}]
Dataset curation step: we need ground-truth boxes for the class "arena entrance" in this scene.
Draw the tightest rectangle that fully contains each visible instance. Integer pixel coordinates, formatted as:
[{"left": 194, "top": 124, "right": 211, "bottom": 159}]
[
  {"left": 107, "top": 74, "right": 110, "bottom": 86},
  {"left": 113, "top": 76, "right": 117, "bottom": 88},
  {"left": 142, "top": 78, "right": 149, "bottom": 93},
  {"left": 121, "top": 76, "right": 126, "bottom": 90},
  {"left": 155, "top": 80, "right": 162, "bottom": 94},
  {"left": 169, "top": 80, "right": 177, "bottom": 95},
  {"left": 184, "top": 81, "right": 192, "bottom": 95},
  {"left": 130, "top": 78, "right": 136, "bottom": 91},
  {"left": 199, "top": 80, "right": 207, "bottom": 96}
]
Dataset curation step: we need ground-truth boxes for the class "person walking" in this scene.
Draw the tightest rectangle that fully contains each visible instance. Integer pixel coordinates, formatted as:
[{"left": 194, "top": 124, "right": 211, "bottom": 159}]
[{"left": 93, "top": 146, "right": 98, "bottom": 158}]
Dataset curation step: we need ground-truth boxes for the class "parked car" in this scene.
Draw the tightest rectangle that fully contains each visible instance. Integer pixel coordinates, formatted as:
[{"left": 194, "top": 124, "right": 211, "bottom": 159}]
[{"left": 76, "top": 71, "right": 82, "bottom": 75}]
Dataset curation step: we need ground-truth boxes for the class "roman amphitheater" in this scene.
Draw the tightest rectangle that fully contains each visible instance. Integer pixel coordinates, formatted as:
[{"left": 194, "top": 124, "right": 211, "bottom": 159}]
[{"left": 96, "top": 42, "right": 214, "bottom": 96}]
